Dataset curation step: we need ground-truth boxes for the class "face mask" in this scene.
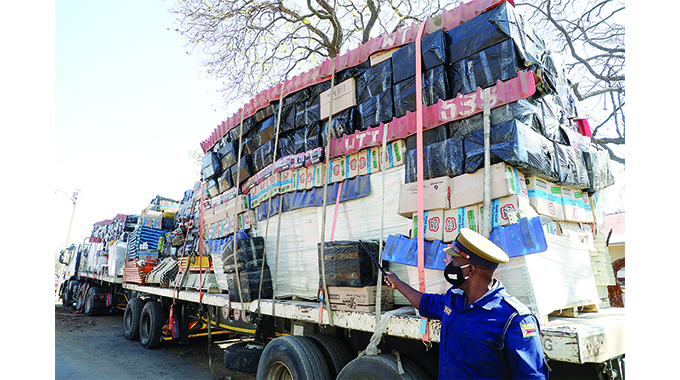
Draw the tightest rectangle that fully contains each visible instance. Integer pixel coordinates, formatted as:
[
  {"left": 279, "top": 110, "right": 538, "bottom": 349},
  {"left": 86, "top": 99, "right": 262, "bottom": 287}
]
[{"left": 444, "top": 262, "right": 471, "bottom": 287}]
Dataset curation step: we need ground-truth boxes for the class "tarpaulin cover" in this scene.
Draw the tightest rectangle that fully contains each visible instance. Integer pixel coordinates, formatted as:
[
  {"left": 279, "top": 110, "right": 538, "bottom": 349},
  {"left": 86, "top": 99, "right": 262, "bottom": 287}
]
[
  {"left": 464, "top": 119, "right": 559, "bottom": 181},
  {"left": 330, "top": 107, "right": 361, "bottom": 139},
  {"left": 405, "top": 136, "right": 465, "bottom": 183},
  {"left": 381, "top": 233, "right": 447, "bottom": 270},
  {"left": 358, "top": 89, "right": 394, "bottom": 130},
  {"left": 255, "top": 174, "right": 372, "bottom": 221},
  {"left": 392, "top": 28, "right": 449, "bottom": 84},
  {"left": 582, "top": 146, "right": 615, "bottom": 193},
  {"left": 451, "top": 39, "right": 519, "bottom": 97},
  {"left": 447, "top": 1, "right": 521, "bottom": 64},
  {"left": 356, "top": 59, "right": 393, "bottom": 104},
  {"left": 253, "top": 139, "right": 274, "bottom": 173},
  {"left": 553, "top": 142, "right": 590, "bottom": 189},
  {"left": 319, "top": 240, "right": 381, "bottom": 287},
  {"left": 221, "top": 236, "right": 265, "bottom": 273},
  {"left": 202, "top": 152, "right": 221, "bottom": 180},
  {"left": 227, "top": 265, "right": 273, "bottom": 302},
  {"left": 405, "top": 124, "right": 448, "bottom": 151},
  {"left": 393, "top": 65, "right": 451, "bottom": 119}
]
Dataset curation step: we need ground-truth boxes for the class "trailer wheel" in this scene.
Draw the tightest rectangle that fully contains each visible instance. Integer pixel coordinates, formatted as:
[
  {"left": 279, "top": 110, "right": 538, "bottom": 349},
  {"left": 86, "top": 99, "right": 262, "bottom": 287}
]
[
  {"left": 61, "top": 284, "right": 72, "bottom": 308},
  {"left": 123, "top": 298, "right": 146, "bottom": 340},
  {"left": 337, "top": 353, "right": 428, "bottom": 380},
  {"left": 75, "top": 283, "right": 88, "bottom": 311},
  {"left": 307, "top": 334, "right": 353, "bottom": 379},
  {"left": 223, "top": 341, "right": 264, "bottom": 374},
  {"left": 256, "top": 336, "right": 331, "bottom": 380},
  {"left": 84, "top": 287, "right": 100, "bottom": 316},
  {"left": 139, "top": 301, "right": 165, "bottom": 349}
]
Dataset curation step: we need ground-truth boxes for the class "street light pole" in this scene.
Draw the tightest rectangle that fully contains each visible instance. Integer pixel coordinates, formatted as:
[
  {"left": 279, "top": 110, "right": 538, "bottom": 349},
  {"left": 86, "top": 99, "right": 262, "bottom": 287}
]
[{"left": 56, "top": 188, "right": 80, "bottom": 248}]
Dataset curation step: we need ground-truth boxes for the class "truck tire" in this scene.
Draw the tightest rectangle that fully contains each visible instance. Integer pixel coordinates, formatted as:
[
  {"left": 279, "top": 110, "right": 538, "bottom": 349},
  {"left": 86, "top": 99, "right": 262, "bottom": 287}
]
[
  {"left": 61, "top": 284, "right": 72, "bottom": 308},
  {"left": 336, "top": 353, "right": 428, "bottom": 380},
  {"left": 256, "top": 336, "right": 331, "bottom": 380},
  {"left": 223, "top": 341, "right": 264, "bottom": 374},
  {"left": 139, "top": 301, "right": 165, "bottom": 349},
  {"left": 307, "top": 334, "right": 353, "bottom": 379},
  {"left": 84, "top": 287, "right": 100, "bottom": 316},
  {"left": 75, "top": 283, "right": 88, "bottom": 311},
  {"left": 123, "top": 298, "right": 146, "bottom": 340}
]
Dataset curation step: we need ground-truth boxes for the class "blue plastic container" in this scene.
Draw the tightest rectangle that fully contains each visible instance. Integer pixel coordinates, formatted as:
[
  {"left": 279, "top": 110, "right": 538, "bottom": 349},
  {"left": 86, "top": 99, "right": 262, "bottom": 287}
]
[
  {"left": 489, "top": 217, "right": 547, "bottom": 258},
  {"left": 382, "top": 234, "right": 448, "bottom": 270}
]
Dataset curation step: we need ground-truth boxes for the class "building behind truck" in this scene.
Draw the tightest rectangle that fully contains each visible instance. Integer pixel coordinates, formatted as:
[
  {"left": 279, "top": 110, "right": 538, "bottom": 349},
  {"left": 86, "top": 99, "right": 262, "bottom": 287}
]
[{"left": 57, "top": 0, "right": 625, "bottom": 378}]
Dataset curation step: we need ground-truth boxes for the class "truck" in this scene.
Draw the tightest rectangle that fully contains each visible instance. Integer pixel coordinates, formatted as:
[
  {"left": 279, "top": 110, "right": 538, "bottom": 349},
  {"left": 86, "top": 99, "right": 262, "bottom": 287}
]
[{"left": 57, "top": 0, "right": 625, "bottom": 378}]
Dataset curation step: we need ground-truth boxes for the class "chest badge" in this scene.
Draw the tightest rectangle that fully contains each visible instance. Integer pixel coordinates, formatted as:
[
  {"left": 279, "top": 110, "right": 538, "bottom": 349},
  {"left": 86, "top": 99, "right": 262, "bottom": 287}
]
[{"left": 443, "top": 306, "right": 452, "bottom": 315}]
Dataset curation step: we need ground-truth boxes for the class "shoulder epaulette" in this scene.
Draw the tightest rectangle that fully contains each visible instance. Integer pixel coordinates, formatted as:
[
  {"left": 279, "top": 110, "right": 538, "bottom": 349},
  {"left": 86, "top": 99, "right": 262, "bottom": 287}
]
[{"left": 503, "top": 295, "right": 531, "bottom": 315}]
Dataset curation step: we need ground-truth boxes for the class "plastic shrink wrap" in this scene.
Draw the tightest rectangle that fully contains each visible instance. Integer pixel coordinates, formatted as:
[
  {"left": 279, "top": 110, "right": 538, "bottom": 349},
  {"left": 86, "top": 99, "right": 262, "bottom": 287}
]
[
  {"left": 358, "top": 89, "right": 394, "bottom": 130},
  {"left": 582, "top": 146, "right": 615, "bottom": 193},
  {"left": 393, "top": 65, "right": 451, "bottom": 118},
  {"left": 553, "top": 142, "right": 590, "bottom": 189},
  {"left": 464, "top": 119, "right": 559, "bottom": 182},
  {"left": 356, "top": 59, "right": 393, "bottom": 104},
  {"left": 253, "top": 140, "right": 274, "bottom": 173},
  {"left": 202, "top": 151, "right": 221, "bottom": 180},
  {"left": 495, "top": 233, "right": 600, "bottom": 323},
  {"left": 392, "top": 28, "right": 449, "bottom": 84},
  {"left": 227, "top": 265, "right": 273, "bottom": 303},
  {"left": 329, "top": 107, "right": 361, "bottom": 139},
  {"left": 319, "top": 240, "right": 381, "bottom": 287},
  {"left": 404, "top": 136, "right": 464, "bottom": 183},
  {"left": 405, "top": 124, "right": 448, "bottom": 151},
  {"left": 451, "top": 39, "right": 519, "bottom": 97},
  {"left": 221, "top": 236, "right": 265, "bottom": 274}
]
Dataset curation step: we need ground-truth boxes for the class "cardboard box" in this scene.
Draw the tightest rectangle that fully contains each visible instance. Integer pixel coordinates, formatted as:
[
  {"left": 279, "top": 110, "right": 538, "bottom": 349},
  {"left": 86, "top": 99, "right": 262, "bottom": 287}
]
[
  {"left": 443, "top": 204, "right": 480, "bottom": 242},
  {"left": 279, "top": 169, "right": 294, "bottom": 193},
  {"left": 381, "top": 140, "right": 406, "bottom": 169},
  {"left": 345, "top": 153, "right": 359, "bottom": 179},
  {"left": 293, "top": 167, "right": 308, "bottom": 191},
  {"left": 327, "top": 286, "right": 394, "bottom": 312},
  {"left": 358, "top": 146, "right": 381, "bottom": 176},
  {"left": 450, "top": 163, "right": 528, "bottom": 209},
  {"left": 238, "top": 210, "right": 256, "bottom": 231},
  {"left": 320, "top": 78, "right": 357, "bottom": 119},
  {"left": 310, "top": 164, "right": 325, "bottom": 188},
  {"left": 412, "top": 209, "right": 445, "bottom": 241},
  {"left": 477, "top": 194, "right": 537, "bottom": 229},
  {"left": 270, "top": 172, "right": 282, "bottom": 195},
  {"left": 369, "top": 47, "right": 400, "bottom": 66},
  {"left": 589, "top": 190, "right": 606, "bottom": 231},
  {"left": 525, "top": 176, "right": 564, "bottom": 220},
  {"left": 398, "top": 176, "right": 451, "bottom": 217},
  {"left": 329, "top": 157, "right": 346, "bottom": 183},
  {"left": 213, "top": 202, "right": 228, "bottom": 222},
  {"left": 579, "top": 190, "right": 594, "bottom": 223},
  {"left": 561, "top": 187, "right": 587, "bottom": 222},
  {"left": 304, "top": 167, "right": 314, "bottom": 190}
]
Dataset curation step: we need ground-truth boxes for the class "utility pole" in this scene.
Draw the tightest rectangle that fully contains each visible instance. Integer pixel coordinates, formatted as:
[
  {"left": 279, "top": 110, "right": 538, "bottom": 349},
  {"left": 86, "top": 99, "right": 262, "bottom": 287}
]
[{"left": 56, "top": 188, "right": 80, "bottom": 248}]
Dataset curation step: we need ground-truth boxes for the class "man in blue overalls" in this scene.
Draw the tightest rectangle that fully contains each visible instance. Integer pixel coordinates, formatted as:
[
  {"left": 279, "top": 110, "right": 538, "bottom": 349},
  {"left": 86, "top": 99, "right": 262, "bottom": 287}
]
[{"left": 384, "top": 228, "right": 548, "bottom": 379}]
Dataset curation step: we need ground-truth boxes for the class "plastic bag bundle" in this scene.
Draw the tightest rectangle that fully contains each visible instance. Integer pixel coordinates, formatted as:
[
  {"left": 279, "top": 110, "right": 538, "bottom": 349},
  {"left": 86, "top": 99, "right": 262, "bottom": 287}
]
[
  {"left": 356, "top": 59, "right": 393, "bottom": 104},
  {"left": 253, "top": 101, "right": 279, "bottom": 124},
  {"left": 393, "top": 65, "right": 451, "bottom": 118},
  {"left": 279, "top": 103, "right": 297, "bottom": 133},
  {"left": 582, "top": 146, "right": 615, "bottom": 192},
  {"left": 230, "top": 155, "right": 254, "bottom": 186},
  {"left": 319, "top": 240, "right": 381, "bottom": 287},
  {"left": 405, "top": 124, "right": 448, "bottom": 151},
  {"left": 490, "top": 99, "right": 544, "bottom": 135},
  {"left": 252, "top": 139, "right": 274, "bottom": 173},
  {"left": 451, "top": 39, "right": 520, "bottom": 97},
  {"left": 218, "top": 140, "right": 238, "bottom": 170},
  {"left": 392, "top": 28, "right": 449, "bottom": 84},
  {"left": 404, "top": 136, "right": 465, "bottom": 183},
  {"left": 304, "top": 121, "right": 328, "bottom": 152},
  {"left": 275, "top": 132, "right": 297, "bottom": 159},
  {"left": 227, "top": 264, "right": 273, "bottom": 303},
  {"left": 202, "top": 151, "right": 221, "bottom": 180},
  {"left": 295, "top": 103, "right": 321, "bottom": 128},
  {"left": 227, "top": 117, "right": 253, "bottom": 141},
  {"left": 329, "top": 107, "right": 361, "bottom": 138},
  {"left": 256, "top": 114, "right": 276, "bottom": 146},
  {"left": 221, "top": 236, "right": 265, "bottom": 274},
  {"left": 464, "top": 119, "right": 559, "bottom": 181},
  {"left": 358, "top": 89, "right": 394, "bottom": 130},
  {"left": 241, "top": 131, "right": 261, "bottom": 156},
  {"left": 217, "top": 168, "right": 233, "bottom": 192},
  {"left": 553, "top": 142, "right": 590, "bottom": 189},
  {"left": 336, "top": 60, "right": 371, "bottom": 84}
]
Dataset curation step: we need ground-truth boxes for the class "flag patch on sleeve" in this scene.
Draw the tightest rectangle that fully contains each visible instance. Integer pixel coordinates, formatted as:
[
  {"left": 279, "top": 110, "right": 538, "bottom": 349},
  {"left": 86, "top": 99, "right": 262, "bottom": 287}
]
[{"left": 520, "top": 322, "right": 537, "bottom": 338}]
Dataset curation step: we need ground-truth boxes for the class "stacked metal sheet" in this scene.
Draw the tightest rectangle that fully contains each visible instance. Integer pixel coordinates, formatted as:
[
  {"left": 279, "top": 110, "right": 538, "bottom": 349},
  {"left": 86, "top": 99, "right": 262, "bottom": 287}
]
[{"left": 126, "top": 226, "right": 166, "bottom": 259}]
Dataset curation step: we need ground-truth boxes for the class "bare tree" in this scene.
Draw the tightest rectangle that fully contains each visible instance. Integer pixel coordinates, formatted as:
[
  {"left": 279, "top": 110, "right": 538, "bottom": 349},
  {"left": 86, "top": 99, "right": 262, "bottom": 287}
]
[
  {"left": 518, "top": 0, "right": 625, "bottom": 164},
  {"left": 170, "top": 0, "right": 461, "bottom": 102}
]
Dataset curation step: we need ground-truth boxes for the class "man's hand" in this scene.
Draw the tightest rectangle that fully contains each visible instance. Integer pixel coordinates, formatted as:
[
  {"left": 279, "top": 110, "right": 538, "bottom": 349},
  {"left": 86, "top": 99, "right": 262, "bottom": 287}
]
[
  {"left": 383, "top": 271, "right": 423, "bottom": 309},
  {"left": 384, "top": 271, "right": 400, "bottom": 289}
]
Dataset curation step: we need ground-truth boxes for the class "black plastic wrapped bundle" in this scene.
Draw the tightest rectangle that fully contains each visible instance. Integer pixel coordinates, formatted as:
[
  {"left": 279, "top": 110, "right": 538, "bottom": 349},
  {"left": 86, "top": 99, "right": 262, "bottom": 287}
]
[
  {"left": 405, "top": 136, "right": 465, "bottom": 183},
  {"left": 295, "top": 103, "right": 321, "bottom": 128},
  {"left": 219, "top": 140, "right": 238, "bottom": 170},
  {"left": 405, "top": 124, "right": 448, "bottom": 151},
  {"left": 553, "top": 142, "right": 590, "bottom": 189},
  {"left": 253, "top": 101, "right": 279, "bottom": 124},
  {"left": 451, "top": 39, "right": 520, "bottom": 97},
  {"left": 358, "top": 89, "right": 394, "bottom": 130},
  {"left": 305, "top": 121, "right": 328, "bottom": 152},
  {"left": 221, "top": 236, "right": 265, "bottom": 274},
  {"left": 464, "top": 119, "right": 559, "bottom": 181},
  {"left": 241, "top": 131, "right": 261, "bottom": 156},
  {"left": 319, "top": 240, "right": 381, "bottom": 287},
  {"left": 534, "top": 95, "right": 569, "bottom": 144},
  {"left": 279, "top": 103, "right": 297, "bottom": 133},
  {"left": 230, "top": 155, "right": 254, "bottom": 185},
  {"left": 227, "top": 265, "right": 272, "bottom": 302},
  {"left": 392, "top": 28, "right": 449, "bottom": 84},
  {"left": 292, "top": 128, "right": 307, "bottom": 154},
  {"left": 449, "top": 99, "right": 543, "bottom": 138},
  {"left": 202, "top": 151, "right": 222, "bottom": 180},
  {"left": 336, "top": 60, "right": 372, "bottom": 84},
  {"left": 253, "top": 139, "right": 274, "bottom": 173},
  {"left": 217, "top": 168, "right": 233, "bottom": 192},
  {"left": 356, "top": 59, "right": 393, "bottom": 104},
  {"left": 392, "top": 43, "right": 416, "bottom": 84},
  {"left": 582, "top": 146, "right": 615, "bottom": 193},
  {"left": 393, "top": 65, "right": 452, "bottom": 119},
  {"left": 447, "top": 1, "right": 522, "bottom": 64},
  {"left": 276, "top": 132, "right": 297, "bottom": 159},
  {"left": 329, "top": 107, "right": 361, "bottom": 138},
  {"left": 228, "top": 117, "right": 254, "bottom": 141},
  {"left": 256, "top": 115, "right": 277, "bottom": 146}
]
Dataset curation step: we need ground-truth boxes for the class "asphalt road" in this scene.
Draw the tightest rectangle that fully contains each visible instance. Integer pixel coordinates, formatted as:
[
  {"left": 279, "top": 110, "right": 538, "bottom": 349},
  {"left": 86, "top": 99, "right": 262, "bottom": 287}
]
[{"left": 55, "top": 302, "right": 256, "bottom": 380}]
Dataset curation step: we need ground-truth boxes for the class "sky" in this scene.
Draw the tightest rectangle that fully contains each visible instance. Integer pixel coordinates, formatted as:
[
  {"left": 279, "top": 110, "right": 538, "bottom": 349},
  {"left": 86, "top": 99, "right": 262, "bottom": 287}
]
[{"left": 51, "top": 0, "right": 228, "bottom": 254}]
